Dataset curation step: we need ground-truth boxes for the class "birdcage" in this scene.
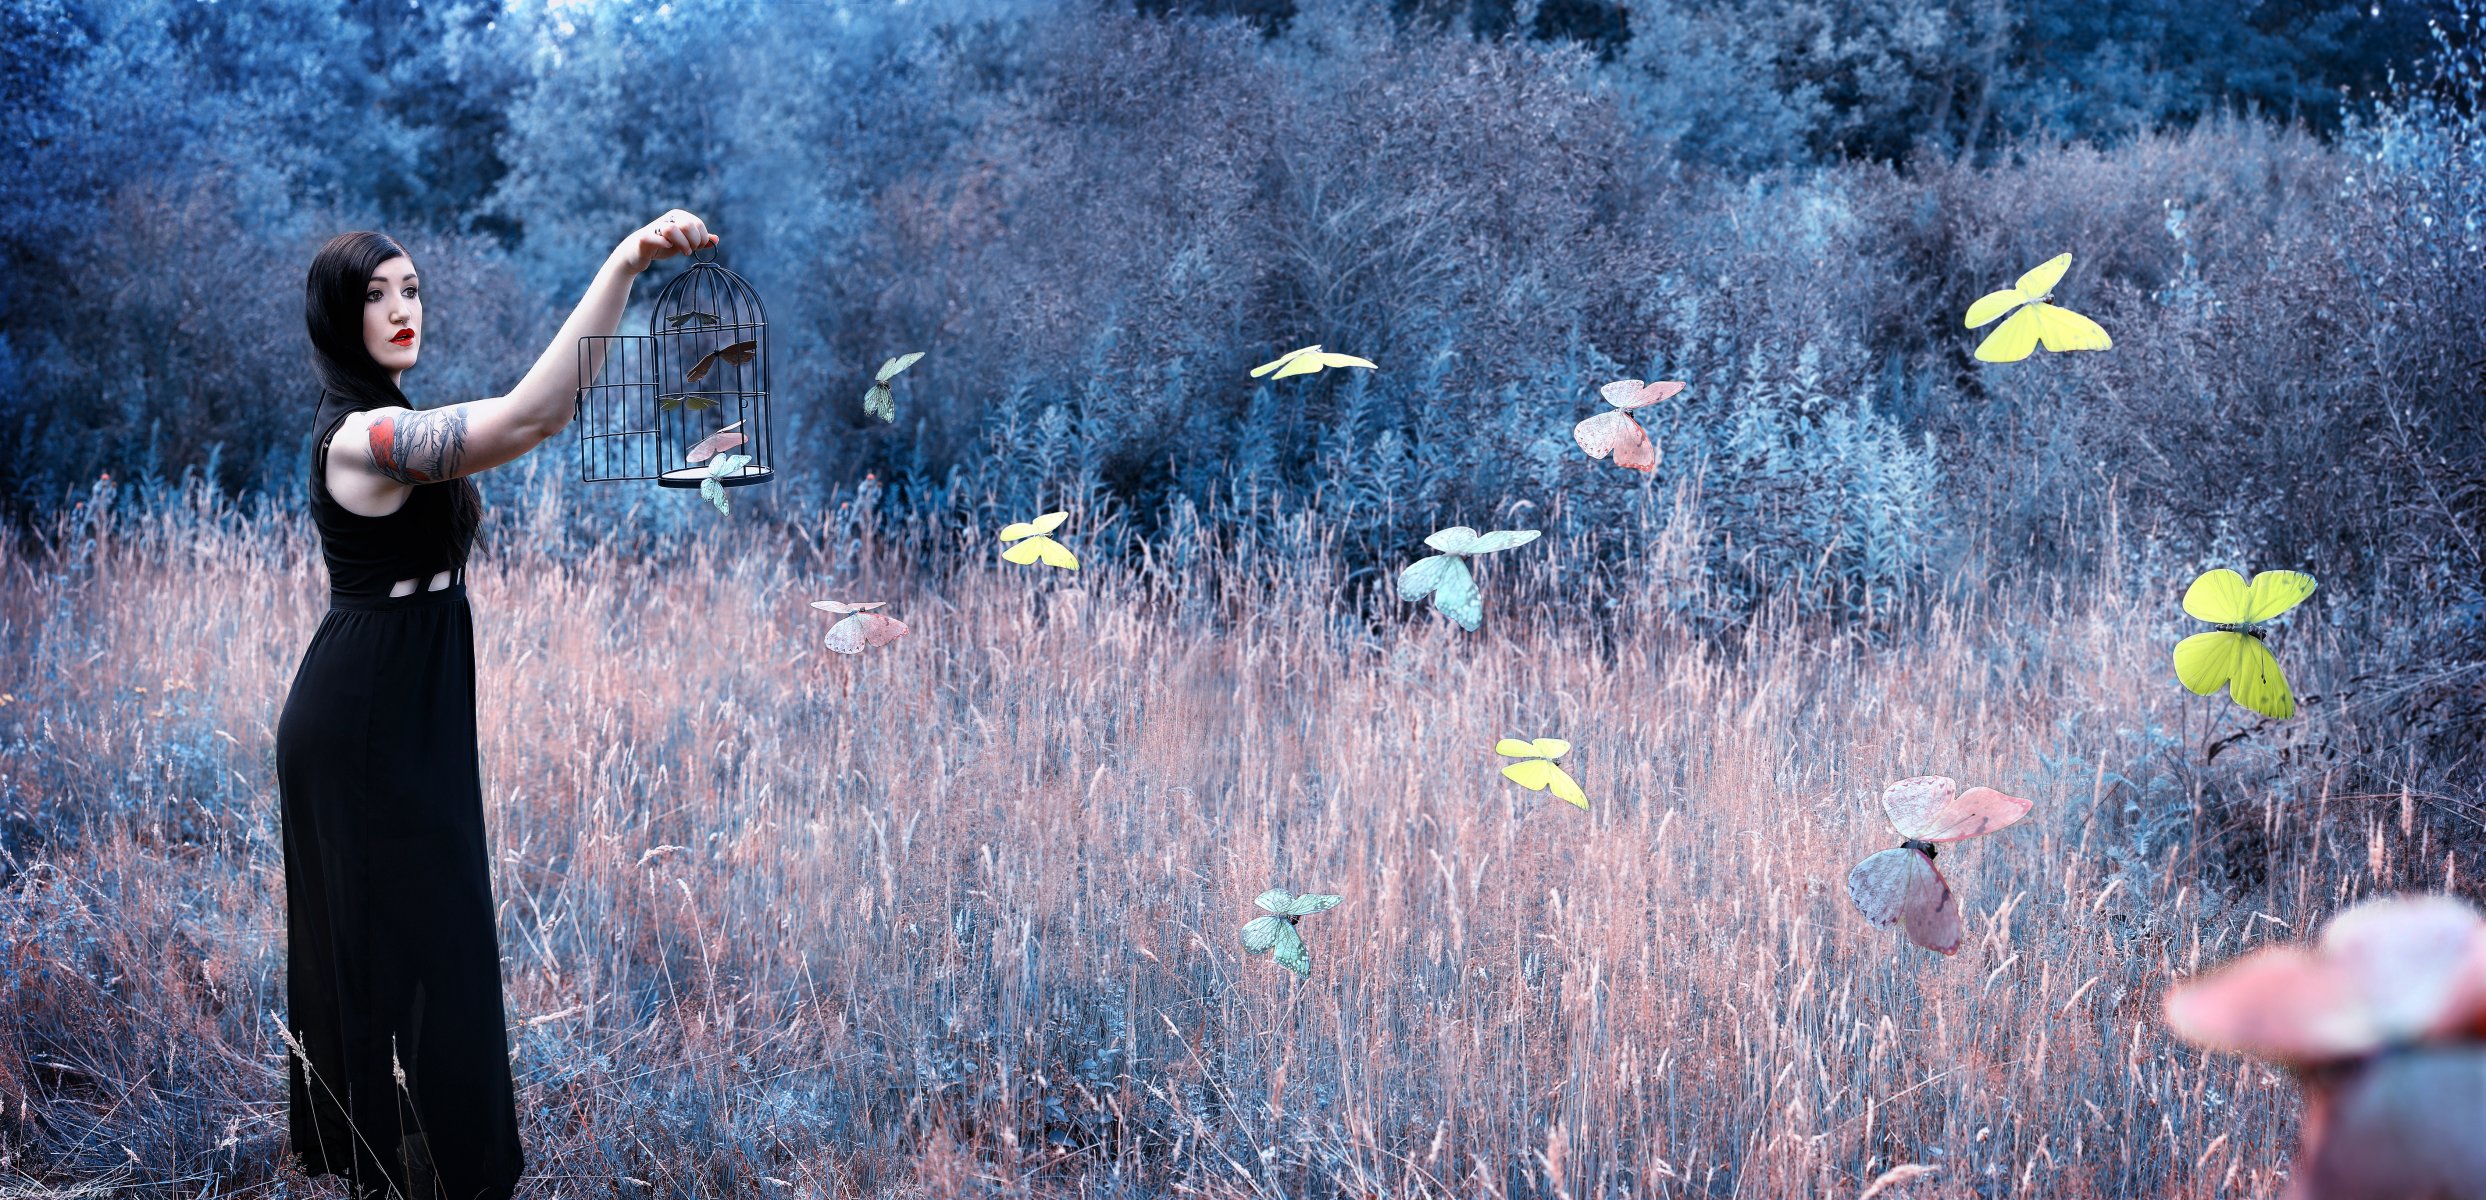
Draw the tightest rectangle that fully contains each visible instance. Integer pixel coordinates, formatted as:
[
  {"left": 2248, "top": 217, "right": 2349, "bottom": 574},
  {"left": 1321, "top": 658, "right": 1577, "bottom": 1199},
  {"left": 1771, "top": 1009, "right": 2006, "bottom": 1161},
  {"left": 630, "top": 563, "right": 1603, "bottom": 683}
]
[{"left": 573, "top": 246, "right": 775, "bottom": 491}]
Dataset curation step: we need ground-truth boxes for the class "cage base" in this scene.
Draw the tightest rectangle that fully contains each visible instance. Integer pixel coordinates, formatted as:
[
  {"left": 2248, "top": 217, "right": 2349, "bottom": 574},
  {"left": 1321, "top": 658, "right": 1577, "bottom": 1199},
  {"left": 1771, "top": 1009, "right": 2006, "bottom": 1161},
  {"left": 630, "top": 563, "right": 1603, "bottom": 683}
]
[{"left": 657, "top": 463, "right": 774, "bottom": 488}]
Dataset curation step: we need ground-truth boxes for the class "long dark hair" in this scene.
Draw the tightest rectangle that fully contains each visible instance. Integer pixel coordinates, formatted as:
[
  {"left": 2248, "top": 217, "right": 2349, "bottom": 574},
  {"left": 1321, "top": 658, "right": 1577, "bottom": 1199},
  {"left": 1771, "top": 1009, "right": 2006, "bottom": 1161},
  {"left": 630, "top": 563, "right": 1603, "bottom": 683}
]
[{"left": 303, "top": 230, "right": 483, "bottom": 563}]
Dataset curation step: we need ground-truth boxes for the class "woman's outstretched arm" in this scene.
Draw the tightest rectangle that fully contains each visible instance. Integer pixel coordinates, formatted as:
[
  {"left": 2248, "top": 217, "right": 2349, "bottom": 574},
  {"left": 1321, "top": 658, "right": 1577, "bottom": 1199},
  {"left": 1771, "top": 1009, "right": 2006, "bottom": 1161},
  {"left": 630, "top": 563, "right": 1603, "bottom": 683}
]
[{"left": 335, "top": 210, "right": 717, "bottom": 493}]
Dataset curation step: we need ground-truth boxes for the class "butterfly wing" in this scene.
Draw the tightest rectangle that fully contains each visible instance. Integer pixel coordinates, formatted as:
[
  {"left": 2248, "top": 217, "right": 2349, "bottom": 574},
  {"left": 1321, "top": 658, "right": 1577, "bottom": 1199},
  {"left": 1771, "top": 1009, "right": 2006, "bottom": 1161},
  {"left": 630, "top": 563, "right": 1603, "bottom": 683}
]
[
  {"left": 1005, "top": 536, "right": 1078, "bottom": 570},
  {"left": 1426, "top": 556, "right": 1483, "bottom": 630},
  {"left": 2244, "top": 570, "right": 2317, "bottom": 624},
  {"left": 1574, "top": 409, "right": 1658, "bottom": 473},
  {"left": 1963, "top": 288, "right": 2027, "bottom": 329},
  {"left": 810, "top": 599, "right": 886, "bottom": 614},
  {"left": 1547, "top": 762, "right": 1587, "bottom": 809},
  {"left": 1423, "top": 526, "right": 1482, "bottom": 554},
  {"left": 1528, "top": 738, "right": 1571, "bottom": 758},
  {"left": 1974, "top": 304, "right": 2044, "bottom": 362},
  {"left": 2173, "top": 629, "right": 2245, "bottom": 698},
  {"left": 1284, "top": 893, "right": 1342, "bottom": 917},
  {"left": 1312, "top": 352, "right": 1377, "bottom": 371},
  {"left": 1250, "top": 345, "right": 1318, "bottom": 378},
  {"left": 700, "top": 475, "right": 729, "bottom": 515},
  {"left": 1601, "top": 379, "right": 1684, "bottom": 410},
  {"left": 876, "top": 351, "right": 925, "bottom": 382},
  {"left": 685, "top": 426, "right": 747, "bottom": 464},
  {"left": 1460, "top": 529, "right": 1541, "bottom": 555},
  {"left": 999, "top": 512, "right": 1068, "bottom": 542},
  {"left": 2163, "top": 946, "right": 2370, "bottom": 1063},
  {"left": 2183, "top": 569, "right": 2253, "bottom": 625},
  {"left": 2227, "top": 634, "right": 2297, "bottom": 719},
  {"left": 686, "top": 346, "right": 723, "bottom": 384},
  {"left": 1881, "top": 775, "right": 2032, "bottom": 843},
  {"left": 1242, "top": 914, "right": 1286, "bottom": 954},
  {"left": 2033, "top": 303, "right": 2112, "bottom": 352},
  {"left": 1255, "top": 888, "right": 1295, "bottom": 914},
  {"left": 1397, "top": 553, "right": 1456, "bottom": 601},
  {"left": 1271, "top": 353, "right": 1325, "bottom": 379},
  {"left": 825, "top": 612, "right": 909, "bottom": 654},
  {"left": 1503, "top": 760, "right": 1585, "bottom": 807},
  {"left": 2015, "top": 253, "right": 2073, "bottom": 298},
  {"left": 1272, "top": 920, "right": 1312, "bottom": 977},
  {"left": 1900, "top": 858, "right": 1965, "bottom": 956},
  {"left": 864, "top": 382, "right": 894, "bottom": 422}
]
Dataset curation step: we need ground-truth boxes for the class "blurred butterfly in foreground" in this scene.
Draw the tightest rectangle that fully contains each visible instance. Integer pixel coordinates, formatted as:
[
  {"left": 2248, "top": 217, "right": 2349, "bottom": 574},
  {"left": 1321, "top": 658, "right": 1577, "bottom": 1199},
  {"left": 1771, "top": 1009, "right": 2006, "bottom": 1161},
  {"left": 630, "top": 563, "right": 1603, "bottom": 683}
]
[
  {"left": 809, "top": 599, "right": 910, "bottom": 654},
  {"left": 863, "top": 352, "right": 924, "bottom": 423},
  {"left": 664, "top": 309, "right": 720, "bottom": 329},
  {"left": 697, "top": 453, "right": 751, "bottom": 516},
  {"left": 1574, "top": 378, "right": 1683, "bottom": 474},
  {"left": 999, "top": 510, "right": 1079, "bottom": 570},
  {"left": 1964, "top": 253, "right": 2112, "bottom": 363},
  {"left": 686, "top": 338, "right": 758, "bottom": 385},
  {"left": 2173, "top": 568, "right": 2316, "bottom": 719},
  {"left": 1249, "top": 344, "right": 1377, "bottom": 380},
  {"left": 1495, "top": 737, "right": 1587, "bottom": 810},
  {"left": 1396, "top": 526, "right": 1540, "bottom": 631},
  {"left": 1846, "top": 775, "right": 2032, "bottom": 956},
  {"left": 1241, "top": 888, "right": 1342, "bottom": 978},
  {"left": 684, "top": 421, "right": 746, "bottom": 464}
]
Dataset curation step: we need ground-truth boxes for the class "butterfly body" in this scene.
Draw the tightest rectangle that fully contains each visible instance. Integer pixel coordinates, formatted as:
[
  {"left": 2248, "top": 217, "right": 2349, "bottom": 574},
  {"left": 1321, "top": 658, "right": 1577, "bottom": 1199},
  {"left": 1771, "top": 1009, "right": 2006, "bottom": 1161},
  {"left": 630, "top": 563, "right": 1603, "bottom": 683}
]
[
  {"left": 2173, "top": 568, "right": 2316, "bottom": 719},
  {"left": 810, "top": 599, "right": 910, "bottom": 654},
  {"left": 1845, "top": 776, "right": 2031, "bottom": 956}
]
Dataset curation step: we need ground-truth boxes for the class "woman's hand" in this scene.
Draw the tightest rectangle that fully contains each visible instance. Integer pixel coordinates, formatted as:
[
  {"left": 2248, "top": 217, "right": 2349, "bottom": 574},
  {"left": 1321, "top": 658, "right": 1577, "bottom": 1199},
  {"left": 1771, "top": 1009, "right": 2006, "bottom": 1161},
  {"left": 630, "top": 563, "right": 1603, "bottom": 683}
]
[{"left": 614, "top": 209, "right": 719, "bottom": 275}]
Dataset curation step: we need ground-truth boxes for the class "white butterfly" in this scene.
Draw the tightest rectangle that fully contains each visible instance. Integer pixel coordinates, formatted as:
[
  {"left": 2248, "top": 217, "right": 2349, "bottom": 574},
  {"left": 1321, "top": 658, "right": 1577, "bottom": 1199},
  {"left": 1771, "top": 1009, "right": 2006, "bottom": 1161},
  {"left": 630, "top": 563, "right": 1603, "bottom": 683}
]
[{"left": 1396, "top": 526, "right": 1540, "bottom": 631}]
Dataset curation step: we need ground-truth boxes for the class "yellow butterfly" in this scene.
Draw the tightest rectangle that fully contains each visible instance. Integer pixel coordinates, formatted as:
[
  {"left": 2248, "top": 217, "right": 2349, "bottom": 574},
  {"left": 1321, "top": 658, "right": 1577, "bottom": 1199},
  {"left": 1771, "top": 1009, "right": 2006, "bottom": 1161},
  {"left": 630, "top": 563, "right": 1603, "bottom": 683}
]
[
  {"left": 1495, "top": 737, "right": 1587, "bottom": 810},
  {"left": 999, "top": 510, "right": 1080, "bottom": 569},
  {"left": 1249, "top": 344, "right": 1377, "bottom": 380},
  {"left": 1964, "top": 253, "right": 2112, "bottom": 363},
  {"left": 2173, "top": 568, "right": 2317, "bottom": 719}
]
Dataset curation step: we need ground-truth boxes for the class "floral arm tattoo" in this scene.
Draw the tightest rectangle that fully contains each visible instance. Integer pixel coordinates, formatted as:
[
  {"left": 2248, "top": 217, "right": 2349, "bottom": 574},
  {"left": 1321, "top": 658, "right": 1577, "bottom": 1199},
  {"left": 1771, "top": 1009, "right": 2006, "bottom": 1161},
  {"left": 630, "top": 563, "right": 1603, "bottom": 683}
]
[{"left": 366, "top": 407, "right": 471, "bottom": 485}]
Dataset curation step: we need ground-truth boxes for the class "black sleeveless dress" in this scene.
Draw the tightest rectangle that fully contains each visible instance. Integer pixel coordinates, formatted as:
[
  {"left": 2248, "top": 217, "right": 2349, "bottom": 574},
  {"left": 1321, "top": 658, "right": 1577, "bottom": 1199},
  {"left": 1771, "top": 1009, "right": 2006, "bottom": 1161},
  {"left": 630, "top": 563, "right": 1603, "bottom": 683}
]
[{"left": 274, "top": 391, "right": 525, "bottom": 1199}]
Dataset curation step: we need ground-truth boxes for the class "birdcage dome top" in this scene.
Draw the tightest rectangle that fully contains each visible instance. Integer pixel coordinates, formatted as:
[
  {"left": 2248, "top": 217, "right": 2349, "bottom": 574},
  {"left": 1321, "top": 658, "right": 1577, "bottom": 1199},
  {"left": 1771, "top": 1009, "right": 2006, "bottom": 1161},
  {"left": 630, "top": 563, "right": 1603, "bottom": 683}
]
[{"left": 646, "top": 247, "right": 765, "bottom": 336}]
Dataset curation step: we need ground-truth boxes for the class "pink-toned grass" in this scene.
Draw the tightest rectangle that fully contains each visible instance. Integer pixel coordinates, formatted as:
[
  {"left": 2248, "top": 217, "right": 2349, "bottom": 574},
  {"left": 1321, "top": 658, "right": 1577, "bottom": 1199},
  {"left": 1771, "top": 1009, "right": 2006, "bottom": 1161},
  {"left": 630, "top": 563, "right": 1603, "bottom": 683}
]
[{"left": 0, "top": 476, "right": 2459, "bottom": 1199}]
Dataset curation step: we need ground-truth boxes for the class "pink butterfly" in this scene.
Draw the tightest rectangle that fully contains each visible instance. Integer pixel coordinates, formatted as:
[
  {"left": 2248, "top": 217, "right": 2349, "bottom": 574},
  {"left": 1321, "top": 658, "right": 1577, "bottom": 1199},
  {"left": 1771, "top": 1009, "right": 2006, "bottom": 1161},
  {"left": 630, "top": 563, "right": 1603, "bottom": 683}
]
[
  {"left": 1573, "top": 378, "right": 1683, "bottom": 474},
  {"left": 686, "top": 421, "right": 747, "bottom": 464},
  {"left": 809, "top": 599, "right": 909, "bottom": 654},
  {"left": 2164, "top": 895, "right": 2486, "bottom": 1200},
  {"left": 1844, "top": 776, "right": 2032, "bottom": 956}
]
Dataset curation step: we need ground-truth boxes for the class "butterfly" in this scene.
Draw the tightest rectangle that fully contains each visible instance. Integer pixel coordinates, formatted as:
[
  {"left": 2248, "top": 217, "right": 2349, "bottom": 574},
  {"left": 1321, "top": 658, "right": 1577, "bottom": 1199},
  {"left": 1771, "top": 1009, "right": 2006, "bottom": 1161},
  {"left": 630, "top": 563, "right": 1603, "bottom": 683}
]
[
  {"left": 2173, "top": 568, "right": 2316, "bottom": 719},
  {"left": 999, "top": 511, "right": 1079, "bottom": 570},
  {"left": 685, "top": 421, "right": 746, "bottom": 464},
  {"left": 1495, "top": 737, "right": 1587, "bottom": 809},
  {"left": 664, "top": 310, "right": 721, "bottom": 329},
  {"left": 658, "top": 392, "right": 720, "bottom": 413},
  {"left": 1249, "top": 344, "right": 1377, "bottom": 380},
  {"left": 1573, "top": 378, "right": 1683, "bottom": 474},
  {"left": 697, "top": 453, "right": 751, "bottom": 516},
  {"left": 863, "top": 352, "right": 924, "bottom": 423},
  {"left": 809, "top": 600, "right": 910, "bottom": 654},
  {"left": 1395, "top": 526, "right": 1540, "bottom": 631},
  {"left": 1964, "top": 253, "right": 2112, "bottom": 363},
  {"left": 1241, "top": 887, "right": 1342, "bottom": 978},
  {"left": 686, "top": 338, "right": 758, "bottom": 385},
  {"left": 1845, "top": 775, "right": 2032, "bottom": 956}
]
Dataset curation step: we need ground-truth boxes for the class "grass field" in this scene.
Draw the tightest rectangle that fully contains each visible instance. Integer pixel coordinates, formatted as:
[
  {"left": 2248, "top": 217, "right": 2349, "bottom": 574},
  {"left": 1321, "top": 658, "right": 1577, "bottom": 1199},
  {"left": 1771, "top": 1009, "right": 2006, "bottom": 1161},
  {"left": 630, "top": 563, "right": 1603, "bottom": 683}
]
[{"left": 0, "top": 475, "right": 2462, "bottom": 1198}]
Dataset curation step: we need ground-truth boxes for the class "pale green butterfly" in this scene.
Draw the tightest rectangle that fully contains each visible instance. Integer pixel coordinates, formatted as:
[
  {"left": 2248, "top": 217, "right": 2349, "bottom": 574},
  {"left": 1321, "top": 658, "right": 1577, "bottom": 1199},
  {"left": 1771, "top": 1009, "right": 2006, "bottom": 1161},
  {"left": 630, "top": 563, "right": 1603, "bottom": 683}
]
[
  {"left": 864, "top": 352, "right": 924, "bottom": 423},
  {"left": 1396, "top": 526, "right": 1541, "bottom": 631},
  {"left": 1242, "top": 888, "right": 1342, "bottom": 978},
  {"left": 698, "top": 453, "right": 751, "bottom": 516}
]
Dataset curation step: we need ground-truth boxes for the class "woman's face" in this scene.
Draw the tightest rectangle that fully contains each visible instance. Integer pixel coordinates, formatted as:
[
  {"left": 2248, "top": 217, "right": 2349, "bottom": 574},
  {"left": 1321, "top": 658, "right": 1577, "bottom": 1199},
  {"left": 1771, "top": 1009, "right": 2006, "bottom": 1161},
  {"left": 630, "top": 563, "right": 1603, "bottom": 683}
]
[{"left": 364, "top": 254, "right": 421, "bottom": 380}]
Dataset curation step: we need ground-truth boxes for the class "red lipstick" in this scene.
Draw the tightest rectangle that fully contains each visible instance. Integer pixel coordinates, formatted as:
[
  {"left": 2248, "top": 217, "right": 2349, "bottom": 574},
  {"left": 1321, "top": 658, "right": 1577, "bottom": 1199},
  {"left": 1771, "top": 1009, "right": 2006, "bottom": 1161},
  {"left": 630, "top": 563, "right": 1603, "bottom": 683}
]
[{"left": 391, "top": 329, "right": 415, "bottom": 345}]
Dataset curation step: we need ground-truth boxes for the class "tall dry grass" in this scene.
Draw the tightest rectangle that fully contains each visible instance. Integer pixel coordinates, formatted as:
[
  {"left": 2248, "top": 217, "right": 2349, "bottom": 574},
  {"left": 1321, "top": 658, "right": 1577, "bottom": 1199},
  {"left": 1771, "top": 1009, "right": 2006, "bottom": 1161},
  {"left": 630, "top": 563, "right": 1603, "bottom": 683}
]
[{"left": 0, "top": 474, "right": 2468, "bottom": 1199}]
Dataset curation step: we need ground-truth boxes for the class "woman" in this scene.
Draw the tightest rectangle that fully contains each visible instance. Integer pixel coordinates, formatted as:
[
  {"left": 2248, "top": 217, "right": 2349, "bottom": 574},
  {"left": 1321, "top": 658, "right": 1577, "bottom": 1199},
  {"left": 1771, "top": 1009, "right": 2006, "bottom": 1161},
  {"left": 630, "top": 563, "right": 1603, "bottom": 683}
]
[{"left": 276, "top": 210, "right": 716, "bottom": 1198}]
